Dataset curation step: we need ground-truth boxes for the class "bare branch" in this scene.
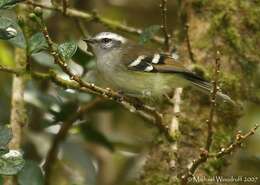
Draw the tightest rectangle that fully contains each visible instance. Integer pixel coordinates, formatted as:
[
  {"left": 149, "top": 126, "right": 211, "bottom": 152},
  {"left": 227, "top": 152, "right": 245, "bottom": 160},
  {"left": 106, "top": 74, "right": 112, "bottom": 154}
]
[
  {"left": 205, "top": 51, "right": 220, "bottom": 151},
  {"left": 179, "top": 51, "right": 258, "bottom": 185},
  {"left": 0, "top": 65, "right": 88, "bottom": 92},
  {"left": 185, "top": 23, "right": 196, "bottom": 63},
  {"left": 3, "top": 48, "right": 27, "bottom": 185},
  {"left": 210, "top": 124, "right": 259, "bottom": 158},
  {"left": 1, "top": 64, "right": 170, "bottom": 144},
  {"left": 24, "top": 0, "right": 164, "bottom": 44},
  {"left": 1, "top": 64, "right": 165, "bottom": 137},
  {"left": 31, "top": 14, "right": 173, "bottom": 143},
  {"left": 73, "top": 18, "right": 90, "bottom": 38},
  {"left": 180, "top": 125, "right": 258, "bottom": 185},
  {"left": 0, "top": 64, "right": 21, "bottom": 75},
  {"left": 170, "top": 88, "right": 183, "bottom": 136},
  {"left": 8, "top": 48, "right": 27, "bottom": 149},
  {"left": 160, "top": 0, "right": 171, "bottom": 51},
  {"left": 180, "top": 51, "right": 221, "bottom": 185},
  {"left": 62, "top": 0, "right": 68, "bottom": 15}
]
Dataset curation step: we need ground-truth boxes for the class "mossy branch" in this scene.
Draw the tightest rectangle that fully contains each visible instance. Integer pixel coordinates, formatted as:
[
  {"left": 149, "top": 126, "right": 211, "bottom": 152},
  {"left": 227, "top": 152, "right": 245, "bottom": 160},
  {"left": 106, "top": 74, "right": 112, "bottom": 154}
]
[
  {"left": 179, "top": 52, "right": 258, "bottom": 185},
  {"left": 3, "top": 48, "right": 28, "bottom": 185}
]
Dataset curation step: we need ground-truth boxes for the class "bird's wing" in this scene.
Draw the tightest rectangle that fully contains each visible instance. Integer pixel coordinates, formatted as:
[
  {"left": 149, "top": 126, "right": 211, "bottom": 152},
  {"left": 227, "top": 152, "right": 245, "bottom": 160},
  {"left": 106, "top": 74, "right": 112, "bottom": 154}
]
[
  {"left": 122, "top": 44, "right": 205, "bottom": 82},
  {"left": 121, "top": 44, "right": 235, "bottom": 104}
]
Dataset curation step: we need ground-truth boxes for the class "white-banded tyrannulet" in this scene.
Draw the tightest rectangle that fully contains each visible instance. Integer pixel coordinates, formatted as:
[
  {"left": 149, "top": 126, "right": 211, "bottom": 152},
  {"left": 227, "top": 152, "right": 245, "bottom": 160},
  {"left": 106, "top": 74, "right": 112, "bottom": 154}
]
[{"left": 84, "top": 32, "right": 234, "bottom": 104}]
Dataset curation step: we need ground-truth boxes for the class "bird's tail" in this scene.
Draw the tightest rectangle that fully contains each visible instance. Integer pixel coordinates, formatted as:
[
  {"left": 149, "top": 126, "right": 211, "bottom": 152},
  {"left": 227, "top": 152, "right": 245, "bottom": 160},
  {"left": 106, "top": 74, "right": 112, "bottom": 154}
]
[{"left": 190, "top": 79, "right": 235, "bottom": 105}]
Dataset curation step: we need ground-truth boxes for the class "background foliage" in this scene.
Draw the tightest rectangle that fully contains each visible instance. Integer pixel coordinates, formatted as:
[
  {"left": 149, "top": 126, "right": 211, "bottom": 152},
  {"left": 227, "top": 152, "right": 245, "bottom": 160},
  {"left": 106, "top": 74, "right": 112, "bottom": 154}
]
[{"left": 0, "top": 0, "right": 259, "bottom": 185}]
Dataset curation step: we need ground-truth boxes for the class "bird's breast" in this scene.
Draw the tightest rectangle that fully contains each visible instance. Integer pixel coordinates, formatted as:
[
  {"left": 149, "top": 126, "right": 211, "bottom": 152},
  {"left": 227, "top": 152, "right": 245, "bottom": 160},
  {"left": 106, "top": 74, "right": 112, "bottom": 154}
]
[{"left": 96, "top": 54, "right": 184, "bottom": 98}]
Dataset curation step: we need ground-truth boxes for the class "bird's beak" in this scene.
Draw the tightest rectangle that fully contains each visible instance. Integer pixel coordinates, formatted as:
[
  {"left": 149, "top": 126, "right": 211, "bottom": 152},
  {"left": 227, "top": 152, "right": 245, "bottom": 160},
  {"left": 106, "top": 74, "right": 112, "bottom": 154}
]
[{"left": 83, "top": 38, "right": 96, "bottom": 44}]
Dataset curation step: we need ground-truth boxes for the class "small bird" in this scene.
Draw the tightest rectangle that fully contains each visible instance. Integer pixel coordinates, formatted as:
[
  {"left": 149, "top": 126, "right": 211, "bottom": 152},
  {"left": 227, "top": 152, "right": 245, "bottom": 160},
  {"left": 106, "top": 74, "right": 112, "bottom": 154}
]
[{"left": 84, "top": 32, "right": 234, "bottom": 104}]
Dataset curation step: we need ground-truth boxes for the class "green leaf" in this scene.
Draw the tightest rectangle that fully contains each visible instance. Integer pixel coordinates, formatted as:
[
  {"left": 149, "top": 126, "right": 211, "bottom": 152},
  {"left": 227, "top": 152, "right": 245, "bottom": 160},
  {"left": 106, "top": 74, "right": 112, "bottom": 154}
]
[
  {"left": 0, "top": 0, "right": 23, "bottom": 9},
  {"left": 18, "top": 161, "right": 44, "bottom": 185},
  {"left": 72, "top": 47, "right": 94, "bottom": 67},
  {"left": 50, "top": 101, "right": 78, "bottom": 123},
  {"left": 80, "top": 124, "right": 114, "bottom": 151},
  {"left": 0, "top": 150, "right": 25, "bottom": 175},
  {"left": 0, "top": 17, "right": 26, "bottom": 48},
  {"left": 0, "top": 148, "right": 8, "bottom": 156},
  {"left": 31, "top": 52, "right": 55, "bottom": 67},
  {"left": 0, "top": 126, "right": 12, "bottom": 147},
  {"left": 139, "top": 25, "right": 161, "bottom": 44},
  {"left": 28, "top": 32, "right": 48, "bottom": 54},
  {"left": 58, "top": 41, "right": 78, "bottom": 61},
  {"left": 0, "top": 27, "right": 17, "bottom": 40}
]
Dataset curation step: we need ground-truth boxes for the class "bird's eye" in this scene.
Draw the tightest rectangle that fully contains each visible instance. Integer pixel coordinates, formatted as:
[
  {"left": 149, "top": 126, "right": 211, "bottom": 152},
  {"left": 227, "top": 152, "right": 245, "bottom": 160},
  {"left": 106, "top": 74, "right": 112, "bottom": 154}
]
[{"left": 101, "top": 38, "right": 112, "bottom": 43}]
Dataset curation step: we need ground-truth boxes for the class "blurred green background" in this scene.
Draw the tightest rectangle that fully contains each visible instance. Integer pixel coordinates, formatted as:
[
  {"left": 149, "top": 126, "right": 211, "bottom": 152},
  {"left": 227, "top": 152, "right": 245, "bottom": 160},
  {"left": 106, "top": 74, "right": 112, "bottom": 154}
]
[{"left": 0, "top": 0, "right": 260, "bottom": 185}]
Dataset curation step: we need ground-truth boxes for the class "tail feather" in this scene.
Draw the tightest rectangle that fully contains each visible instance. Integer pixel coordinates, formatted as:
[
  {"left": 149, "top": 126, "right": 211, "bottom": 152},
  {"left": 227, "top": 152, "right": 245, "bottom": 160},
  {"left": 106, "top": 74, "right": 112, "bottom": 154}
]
[
  {"left": 190, "top": 80, "right": 235, "bottom": 105},
  {"left": 175, "top": 71, "right": 235, "bottom": 105}
]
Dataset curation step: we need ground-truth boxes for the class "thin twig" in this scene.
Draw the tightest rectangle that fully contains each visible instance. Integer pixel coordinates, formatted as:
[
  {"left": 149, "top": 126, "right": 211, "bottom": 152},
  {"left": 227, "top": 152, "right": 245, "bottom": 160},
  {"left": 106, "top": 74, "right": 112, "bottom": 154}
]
[
  {"left": 185, "top": 23, "right": 196, "bottom": 63},
  {"left": 0, "top": 64, "right": 21, "bottom": 75},
  {"left": 180, "top": 51, "right": 221, "bottom": 185},
  {"left": 0, "top": 65, "right": 88, "bottom": 92},
  {"left": 159, "top": 0, "right": 180, "bottom": 178},
  {"left": 205, "top": 51, "right": 220, "bottom": 151},
  {"left": 0, "top": 64, "right": 166, "bottom": 139},
  {"left": 159, "top": 0, "right": 178, "bottom": 142},
  {"left": 179, "top": 52, "right": 258, "bottom": 185},
  {"left": 24, "top": 0, "right": 164, "bottom": 44},
  {"left": 74, "top": 18, "right": 89, "bottom": 38},
  {"left": 160, "top": 0, "right": 171, "bottom": 51},
  {"left": 0, "top": 65, "right": 168, "bottom": 141},
  {"left": 62, "top": 0, "right": 68, "bottom": 15},
  {"left": 180, "top": 125, "right": 259, "bottom": 185},
  {"left": 34, "top": 15, "right": 172, "bottom": 142},
  {"left": 210, "top": 124, "right": 259, "bottom": 158},
  {"left": 159, "top": 0, "right": 179, "bottom": 139},
  {"left": 44, "top": 98, "right": 102, "bottom": 185}
]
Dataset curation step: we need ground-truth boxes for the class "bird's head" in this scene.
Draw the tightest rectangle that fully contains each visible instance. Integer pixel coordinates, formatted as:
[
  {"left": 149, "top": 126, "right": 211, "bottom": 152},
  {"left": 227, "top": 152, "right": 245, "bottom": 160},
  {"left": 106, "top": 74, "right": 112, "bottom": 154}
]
[{"left": 84, "top": 32, "right": 127, "bottom": 56}]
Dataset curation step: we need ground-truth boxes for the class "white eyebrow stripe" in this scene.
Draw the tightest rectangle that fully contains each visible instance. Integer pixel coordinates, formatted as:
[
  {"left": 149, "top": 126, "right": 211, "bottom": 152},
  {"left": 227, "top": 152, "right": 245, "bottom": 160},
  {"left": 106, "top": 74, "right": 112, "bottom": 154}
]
[
  {"left": 95, "top": 32, "right": 127, "bottom": 43},
  {"left": 128, "top": 56, "right": 146, "bottom": 67},
  {"left": 151, "top": 54, "right": 161, "bottom": 64},
  {"left": 144, "top": 65, "right": 154, "bottom": 72}
]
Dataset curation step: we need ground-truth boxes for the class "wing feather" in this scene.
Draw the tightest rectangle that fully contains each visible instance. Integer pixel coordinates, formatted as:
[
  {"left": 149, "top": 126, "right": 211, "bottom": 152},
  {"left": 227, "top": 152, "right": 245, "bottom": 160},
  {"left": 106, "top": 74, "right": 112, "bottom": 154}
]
[
  {"left": 121, "top": 44, "right": 234, "bottom": 104},
  {"left": 124, "top": 47, "right": 206, "bottom": 83}
]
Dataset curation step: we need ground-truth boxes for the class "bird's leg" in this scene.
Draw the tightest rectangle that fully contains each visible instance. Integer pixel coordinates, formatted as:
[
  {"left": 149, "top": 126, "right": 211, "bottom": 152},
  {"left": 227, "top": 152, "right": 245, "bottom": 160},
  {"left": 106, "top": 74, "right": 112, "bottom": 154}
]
[
  {"left": 130, "top": 97, "right": 145, "bottom": 109},
  {"left": 114, "top": 90, "right": 143, "bottom": 108}
]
